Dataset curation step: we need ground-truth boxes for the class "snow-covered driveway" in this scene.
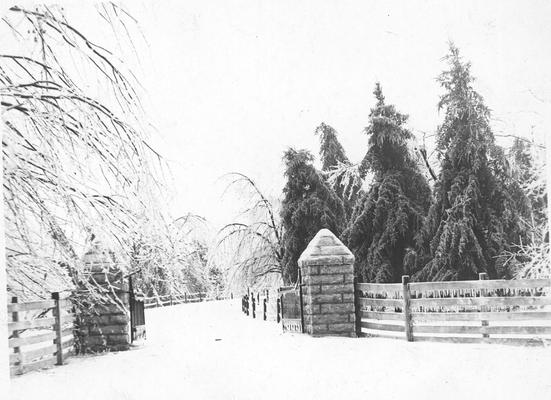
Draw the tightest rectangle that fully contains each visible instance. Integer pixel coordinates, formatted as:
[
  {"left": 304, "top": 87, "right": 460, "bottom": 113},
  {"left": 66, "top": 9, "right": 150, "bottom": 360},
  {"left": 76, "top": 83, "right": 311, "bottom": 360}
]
[{"left": 9, "top": 299, "right": 551, "bottom": 400}]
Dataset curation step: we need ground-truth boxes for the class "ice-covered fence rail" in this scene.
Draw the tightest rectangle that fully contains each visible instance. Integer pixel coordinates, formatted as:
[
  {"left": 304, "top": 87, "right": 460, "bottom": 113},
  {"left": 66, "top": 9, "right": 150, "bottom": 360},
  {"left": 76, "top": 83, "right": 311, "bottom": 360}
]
[
  {"left": 356, "top": 275, "right": 551, "bottom": 345},
  {"left": 143, "top": 292, "right": 205, "bottom": 308},
  {"left": 7, "top": 293, "right": 75, "bottom": 376},
  {"left": 143, "top": 292, "right": 233, "bottom": 309}
]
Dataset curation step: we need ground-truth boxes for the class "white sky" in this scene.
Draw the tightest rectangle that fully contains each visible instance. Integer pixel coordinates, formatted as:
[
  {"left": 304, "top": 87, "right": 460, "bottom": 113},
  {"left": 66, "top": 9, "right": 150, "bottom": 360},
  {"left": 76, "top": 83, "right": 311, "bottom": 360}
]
[{"left": 5, "top": 0, "right": 551, "bottom": 229}]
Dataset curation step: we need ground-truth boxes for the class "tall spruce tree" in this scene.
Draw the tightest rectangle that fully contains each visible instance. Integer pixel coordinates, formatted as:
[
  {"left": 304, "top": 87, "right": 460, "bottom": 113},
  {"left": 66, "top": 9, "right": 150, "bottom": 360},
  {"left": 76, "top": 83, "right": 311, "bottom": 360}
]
[
  {"left": 315, "top": 122, "right": 360, "bottom": 221},
  {"left": 344, "top": 83, "right": 430, "bottom": 283},
  {"left": 280, "top": 148, "right": 345, "bottom": 283},
  {"left": 412, "top": 44, "right": 526, "bottom": 281}
]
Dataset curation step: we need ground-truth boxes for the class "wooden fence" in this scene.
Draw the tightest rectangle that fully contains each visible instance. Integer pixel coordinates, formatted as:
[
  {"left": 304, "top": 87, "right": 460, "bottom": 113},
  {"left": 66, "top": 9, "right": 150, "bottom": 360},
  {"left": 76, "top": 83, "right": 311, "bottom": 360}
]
[
  {"left": 143, "top": 292, "right": 233, "bottom": 309},
  {"left": 356, "top": 274, "right": 551, "bottom": 345},
  {"left": 8, "top": 292, "right": 75, "bottom": 376},
  {"left": 241, "top": 289, "right": 280, "bottom": 323}
]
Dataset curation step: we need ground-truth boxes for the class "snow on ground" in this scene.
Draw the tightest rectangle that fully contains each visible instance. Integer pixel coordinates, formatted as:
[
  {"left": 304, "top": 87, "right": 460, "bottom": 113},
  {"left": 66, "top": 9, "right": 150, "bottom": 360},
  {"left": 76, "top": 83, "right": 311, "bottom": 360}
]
[{"left": 8, "top": 299, "right": 551, "bottom": 400}]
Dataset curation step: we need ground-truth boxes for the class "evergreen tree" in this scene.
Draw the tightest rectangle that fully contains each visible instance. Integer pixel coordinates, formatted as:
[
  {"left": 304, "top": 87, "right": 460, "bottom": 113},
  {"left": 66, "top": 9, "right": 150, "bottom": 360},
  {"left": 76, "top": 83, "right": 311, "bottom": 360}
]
[
  {"left": 412, "top": 44, "right": 527, "bottom": 281},
  {"left": 317, "top": 122, "right": 350, "bottom": 171},
  {"left": 315, "top": 122, "right": 361, "bottom": 221},
  {"left": 344, "top": 83, "right": 430, "bottom": 283},
  {"left": 280, "top": 148, "right": 345, "bottom": 283}
]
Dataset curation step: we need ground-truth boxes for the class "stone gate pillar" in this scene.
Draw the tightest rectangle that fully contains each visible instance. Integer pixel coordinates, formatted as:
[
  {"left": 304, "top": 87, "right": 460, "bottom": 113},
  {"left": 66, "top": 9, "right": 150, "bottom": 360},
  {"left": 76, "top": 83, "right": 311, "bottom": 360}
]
[
  {"left": 298, "top": 229, "right": 356, "bottom": 337},
  {"left": 77, "top": 240, "right": 131, "bottom": 352}
]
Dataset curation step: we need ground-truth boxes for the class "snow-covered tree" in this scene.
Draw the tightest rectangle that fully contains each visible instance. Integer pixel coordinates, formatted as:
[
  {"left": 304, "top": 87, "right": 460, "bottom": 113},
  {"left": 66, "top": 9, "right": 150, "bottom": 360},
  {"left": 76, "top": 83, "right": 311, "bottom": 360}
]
[
  {"left": 316, "top": 122, "right": 362, "bottom": 222},
  {"left": 317, "top": 122, "right": 350, "bottom": 172},
  {"left": 344, "top": 83, "right": 431, "bottom": 282},
  {"left": 280, "top": 148, "right": 345, "bottom": 283},
  {"left": 498, "top": 138, "right": 549, "bottom": 278},
  {"left": 509, "top": 138, "right": 547, "bottom": 237},
  {"left": 2, "top": 5, "right": 161, "bottom": 300},
  {"left": 130, "top": 213, "right": 212, "bottom": 300},
  {"left": 216, "top": 173, "right": 284, "bottom": 291},
  {"left": 412, "top": 44, "right": 528, "bottom": 281}
]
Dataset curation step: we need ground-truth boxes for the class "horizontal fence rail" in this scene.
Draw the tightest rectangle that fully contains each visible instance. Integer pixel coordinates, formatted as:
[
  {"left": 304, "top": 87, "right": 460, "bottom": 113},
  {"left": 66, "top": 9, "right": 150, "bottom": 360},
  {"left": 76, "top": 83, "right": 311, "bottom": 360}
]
[
  {"left": 356, "top": 274, "right": 551, "bottom": 346},
  {"left": 8, "top": 293, "right": 75, "bottom": 376},
  {"left": 143, "top": 292, "right": 233, "bottom": 309}
]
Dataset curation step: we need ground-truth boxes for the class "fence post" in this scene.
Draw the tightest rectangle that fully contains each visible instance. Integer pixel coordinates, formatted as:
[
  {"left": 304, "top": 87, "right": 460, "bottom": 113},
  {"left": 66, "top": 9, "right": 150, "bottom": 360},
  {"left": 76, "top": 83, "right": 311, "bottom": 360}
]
[
  {"left": 279, "top": 294, "right": 284, "bottom": 330},
  {"left": 479, "top": 272, "right": 489, "bottom": 338},
  {"left": 252, "top": 295, "right": 256, "bottom": 318},
  {"left": 402, "top": 275, "right": 413, "bottom": 342},
  {"left": 276, "top": 297, "right": 281, "bottom": 323},
  {"left": 11, "top": 296, "right": 22, "bottom": 373},
  {"left": 263, "top": 298, "right": 267, "bottom": 321},
  {"left": 353, "top": 277, "right": 362, "bottom": 337},
  {"left": 129, "top": 276, "right": 136, "bottom": 342},
  {"left": 298, "top": 269, "right": 305, "bottom": 334},
  {"left": 52, "top": 292, "right": 64, "bottom": 365}
]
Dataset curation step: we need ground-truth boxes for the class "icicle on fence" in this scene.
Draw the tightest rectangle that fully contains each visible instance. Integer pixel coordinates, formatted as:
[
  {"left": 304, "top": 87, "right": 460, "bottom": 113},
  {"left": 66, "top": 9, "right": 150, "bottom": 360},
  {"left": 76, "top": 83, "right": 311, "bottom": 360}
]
[{"left": 356, "top": 274, "right": 551, "bottom": 345}]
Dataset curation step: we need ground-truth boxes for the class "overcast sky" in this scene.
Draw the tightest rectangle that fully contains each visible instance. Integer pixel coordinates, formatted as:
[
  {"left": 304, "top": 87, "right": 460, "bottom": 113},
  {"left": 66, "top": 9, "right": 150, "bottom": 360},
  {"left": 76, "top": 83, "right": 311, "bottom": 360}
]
[{"left": 7, "top": 0, "right": 551, "bottom": 229}]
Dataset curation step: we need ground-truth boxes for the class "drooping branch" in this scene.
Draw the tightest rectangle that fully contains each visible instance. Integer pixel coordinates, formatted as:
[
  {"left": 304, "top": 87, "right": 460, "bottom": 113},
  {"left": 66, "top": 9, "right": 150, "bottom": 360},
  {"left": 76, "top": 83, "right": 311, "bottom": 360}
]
[
  {"left": 2, "top": 4, "right": 164, "bottom": 300},
  {"left": 215, "top": 172, "right": 284, "bottom": 289}
]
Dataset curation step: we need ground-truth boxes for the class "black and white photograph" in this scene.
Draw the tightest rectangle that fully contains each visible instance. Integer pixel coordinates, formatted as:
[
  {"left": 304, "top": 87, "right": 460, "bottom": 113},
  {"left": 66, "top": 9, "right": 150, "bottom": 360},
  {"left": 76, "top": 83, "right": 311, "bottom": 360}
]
[{"left": 1, "top": 1, "right": 550, "bottom": 399}]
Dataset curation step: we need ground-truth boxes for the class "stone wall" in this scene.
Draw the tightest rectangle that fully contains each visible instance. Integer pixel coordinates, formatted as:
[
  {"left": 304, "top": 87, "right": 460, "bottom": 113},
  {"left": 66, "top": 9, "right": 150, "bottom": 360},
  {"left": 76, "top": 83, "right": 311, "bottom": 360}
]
[
  {"left": 77, "top": 241, "right": 131, "bottom": 352},
  {"left": 298, "top": 229, "right": 356, "bottom": 337}
]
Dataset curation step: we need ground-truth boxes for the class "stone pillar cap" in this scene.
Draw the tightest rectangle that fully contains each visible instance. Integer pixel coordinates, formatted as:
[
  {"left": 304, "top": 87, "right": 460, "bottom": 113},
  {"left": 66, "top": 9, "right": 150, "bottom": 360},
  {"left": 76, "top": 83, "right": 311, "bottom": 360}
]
[
  {"left": 298, "top": 228, "right": 354, "bottom": 266},
  {"left": 81, "top": 239, "right": 124, "bottom": 276},
  {"left": 82, "top": 240, "right": 112, "bottom": 262}
]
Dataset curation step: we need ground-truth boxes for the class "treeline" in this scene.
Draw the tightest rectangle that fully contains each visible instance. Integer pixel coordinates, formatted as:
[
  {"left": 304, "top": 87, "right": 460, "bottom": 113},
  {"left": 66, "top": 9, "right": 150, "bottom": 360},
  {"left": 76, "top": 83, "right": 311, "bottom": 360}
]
[{"left": 277, "top": 44, "right": 547, "bottom": 284}]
